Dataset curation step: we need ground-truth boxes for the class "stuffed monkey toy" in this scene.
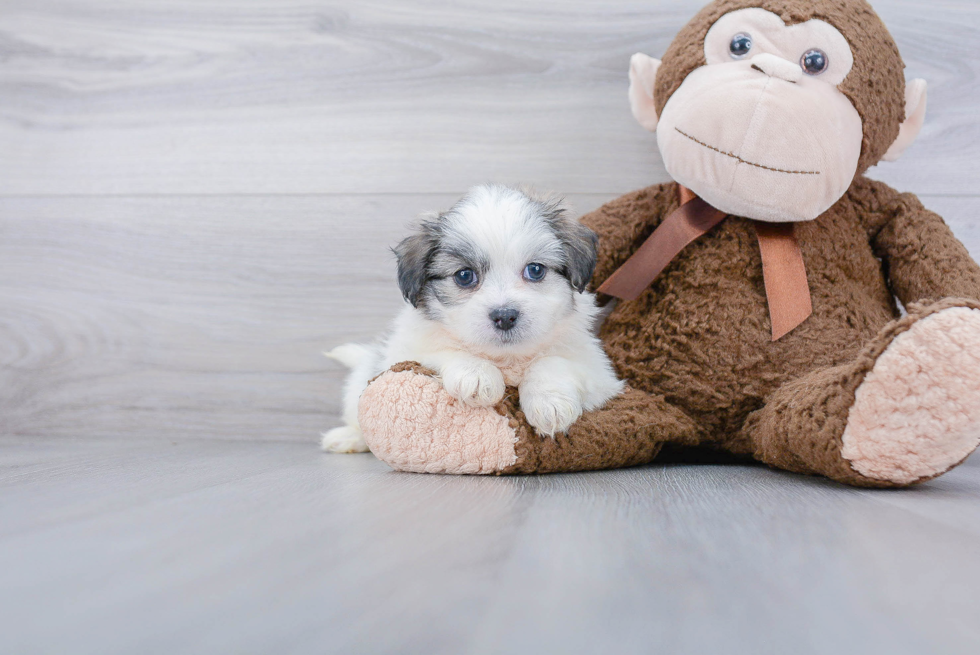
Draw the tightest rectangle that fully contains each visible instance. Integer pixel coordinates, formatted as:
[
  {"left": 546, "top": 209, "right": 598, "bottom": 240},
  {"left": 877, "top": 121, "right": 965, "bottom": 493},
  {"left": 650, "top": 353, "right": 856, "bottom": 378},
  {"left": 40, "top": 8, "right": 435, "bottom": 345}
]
[{"left": 356, "top": 0, "right": 980, "bottom": 487}]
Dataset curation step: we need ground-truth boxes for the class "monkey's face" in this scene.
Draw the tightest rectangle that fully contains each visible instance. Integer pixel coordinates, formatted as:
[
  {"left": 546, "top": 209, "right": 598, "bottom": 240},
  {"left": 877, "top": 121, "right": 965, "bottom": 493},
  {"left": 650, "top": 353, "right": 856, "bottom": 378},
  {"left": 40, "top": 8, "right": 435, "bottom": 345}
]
[
  {"left": 656, "top": 9, "right": 863, "bottom": 222},
  {"left": 632, "top": 1, "right": 924, "bottom": 222}
]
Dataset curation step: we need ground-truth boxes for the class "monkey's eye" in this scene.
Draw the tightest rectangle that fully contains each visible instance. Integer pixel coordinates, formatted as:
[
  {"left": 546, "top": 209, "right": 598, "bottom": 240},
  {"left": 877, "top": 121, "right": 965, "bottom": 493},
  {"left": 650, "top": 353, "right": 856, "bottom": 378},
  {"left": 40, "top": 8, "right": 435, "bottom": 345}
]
[
  {"left": 729, "top": 33, "right": 753, "bottom": 59},
  {"left": 453, "top": 269, "right": 478, "bottom": 288},
  {"left": 523, "top": 263, "right": 546, "bottom": 282},
  {"left": 801, "top": 49, "right": 828, "bottom": 75}
]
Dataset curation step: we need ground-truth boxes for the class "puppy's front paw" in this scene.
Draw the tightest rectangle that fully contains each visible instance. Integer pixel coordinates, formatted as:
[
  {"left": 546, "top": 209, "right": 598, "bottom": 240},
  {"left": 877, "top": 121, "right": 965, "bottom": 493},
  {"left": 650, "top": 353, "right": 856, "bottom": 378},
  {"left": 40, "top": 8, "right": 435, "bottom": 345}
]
[
  {"left": 441, "top": 359, "right": 506, "bottom": 407},
  {"left": 519, "top": 386, "right": 583, "bottom": 437}
]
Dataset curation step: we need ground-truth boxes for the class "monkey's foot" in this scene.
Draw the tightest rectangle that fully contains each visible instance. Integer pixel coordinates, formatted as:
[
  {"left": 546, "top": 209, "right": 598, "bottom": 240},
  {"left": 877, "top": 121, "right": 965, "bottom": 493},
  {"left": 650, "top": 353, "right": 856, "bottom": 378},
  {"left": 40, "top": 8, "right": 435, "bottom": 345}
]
[{"left": 842, "top": 306, "right": 980, "bottom": 484}]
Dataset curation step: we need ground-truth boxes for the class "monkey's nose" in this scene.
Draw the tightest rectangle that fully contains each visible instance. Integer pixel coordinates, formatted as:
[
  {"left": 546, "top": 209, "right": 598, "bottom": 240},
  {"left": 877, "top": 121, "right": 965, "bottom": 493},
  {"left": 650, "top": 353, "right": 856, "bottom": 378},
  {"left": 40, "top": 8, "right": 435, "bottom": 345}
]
[
  {"left": 489, "top": 307, "right": 520, "bottom": 332},
  {"left": 750, "top": 53, "right": 802, "bottom": 83}
]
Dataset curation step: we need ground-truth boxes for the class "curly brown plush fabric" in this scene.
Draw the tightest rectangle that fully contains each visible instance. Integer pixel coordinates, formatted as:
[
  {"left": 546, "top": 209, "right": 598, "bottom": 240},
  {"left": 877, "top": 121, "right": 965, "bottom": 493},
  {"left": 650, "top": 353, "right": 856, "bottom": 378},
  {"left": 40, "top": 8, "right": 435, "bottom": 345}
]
[
  {"left": 655, "top": 0, "right": 906, "bottom": 174},
  {"left": 587, "top": 177, "right": 980, "bottom": 439}
]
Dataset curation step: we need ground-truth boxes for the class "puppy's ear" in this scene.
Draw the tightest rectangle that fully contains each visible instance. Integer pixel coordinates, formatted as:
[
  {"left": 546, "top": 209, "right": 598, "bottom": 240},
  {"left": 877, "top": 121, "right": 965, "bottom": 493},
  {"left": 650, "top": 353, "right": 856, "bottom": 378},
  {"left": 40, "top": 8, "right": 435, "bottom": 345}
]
[
  {"left": 393, "top": 224, "right": 439, "bottom": 307},
  {"left": 543, "top": 203, "right": 597, "bottom": 293},
  {"left": 559, "top": 219, "right": 599, "bottom": 293}
]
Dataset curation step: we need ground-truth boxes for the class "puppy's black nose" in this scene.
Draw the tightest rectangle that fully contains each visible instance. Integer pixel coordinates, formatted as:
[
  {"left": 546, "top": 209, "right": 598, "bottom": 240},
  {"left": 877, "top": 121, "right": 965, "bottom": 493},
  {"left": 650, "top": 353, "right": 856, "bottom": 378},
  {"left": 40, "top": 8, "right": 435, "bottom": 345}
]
[{"left": 490, "top": 307, "right": 520, "bottom": 332}]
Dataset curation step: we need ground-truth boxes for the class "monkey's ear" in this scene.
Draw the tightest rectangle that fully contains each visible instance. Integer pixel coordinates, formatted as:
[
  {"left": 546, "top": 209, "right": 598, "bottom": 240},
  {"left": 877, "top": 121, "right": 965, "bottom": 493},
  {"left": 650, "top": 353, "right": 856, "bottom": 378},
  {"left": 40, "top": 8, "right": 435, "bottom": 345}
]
[
  {"left": 628, "top": 53, "right": 662, "bottom": 132},
  {"left": 883, "top": 79, "right": 928, "bottom": 162}
]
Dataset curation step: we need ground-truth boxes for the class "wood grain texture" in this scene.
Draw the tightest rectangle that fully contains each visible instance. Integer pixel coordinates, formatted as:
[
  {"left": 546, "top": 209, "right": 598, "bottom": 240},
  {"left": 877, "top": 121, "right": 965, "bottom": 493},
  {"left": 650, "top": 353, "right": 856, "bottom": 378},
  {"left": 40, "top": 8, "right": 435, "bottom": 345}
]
[
  {"left": 0, "top": 0, "right": 978, "bottom": 196},
  {"left": 0, "top": 437, "right": 978, "bottom": 655}
]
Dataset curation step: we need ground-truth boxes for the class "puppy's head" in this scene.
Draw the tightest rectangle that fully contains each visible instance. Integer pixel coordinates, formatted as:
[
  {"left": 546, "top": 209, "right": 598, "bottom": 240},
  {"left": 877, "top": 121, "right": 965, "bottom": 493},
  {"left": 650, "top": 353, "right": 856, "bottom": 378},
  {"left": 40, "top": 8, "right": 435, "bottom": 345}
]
[{"left": 394, "top": 184, "right": 597, "bottom": 354}]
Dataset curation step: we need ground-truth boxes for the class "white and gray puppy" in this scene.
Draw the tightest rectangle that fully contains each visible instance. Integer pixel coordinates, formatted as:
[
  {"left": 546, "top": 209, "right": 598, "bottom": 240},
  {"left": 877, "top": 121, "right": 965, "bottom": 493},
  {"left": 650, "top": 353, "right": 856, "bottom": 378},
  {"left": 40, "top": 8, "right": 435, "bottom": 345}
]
[{"left": 322, "top": 184, "right": 624, "bottom": 453}]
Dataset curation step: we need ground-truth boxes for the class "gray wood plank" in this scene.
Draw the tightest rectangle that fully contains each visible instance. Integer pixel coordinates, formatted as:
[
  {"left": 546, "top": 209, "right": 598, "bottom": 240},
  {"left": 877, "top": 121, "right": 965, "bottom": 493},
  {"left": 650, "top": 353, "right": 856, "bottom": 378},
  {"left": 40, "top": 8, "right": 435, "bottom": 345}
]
[
  {"left": 1, "top": 437, "right": 978, "bottom": 654},
  {"left": 0, "top": 0, "right": 978, "bottom": 196},
  {"left": 1, "top": 194, "right": 976, "bottom": 442},
  {"left": 861, "top": 453, "right": 980, "bottom": 539}
]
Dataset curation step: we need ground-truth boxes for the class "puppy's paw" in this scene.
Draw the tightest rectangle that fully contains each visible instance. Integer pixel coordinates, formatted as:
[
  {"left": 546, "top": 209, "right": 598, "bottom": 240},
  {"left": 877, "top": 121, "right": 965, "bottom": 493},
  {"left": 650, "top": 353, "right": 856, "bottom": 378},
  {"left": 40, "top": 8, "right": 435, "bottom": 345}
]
[
  {"left": 441, "top": 359, "right": 506, "bottom": 407},
  {"left": 321, "top": 426, "right": 370, "bottom": 453},
  {"left": 519, "top": 386, "right": 583, "bottom": 437}
]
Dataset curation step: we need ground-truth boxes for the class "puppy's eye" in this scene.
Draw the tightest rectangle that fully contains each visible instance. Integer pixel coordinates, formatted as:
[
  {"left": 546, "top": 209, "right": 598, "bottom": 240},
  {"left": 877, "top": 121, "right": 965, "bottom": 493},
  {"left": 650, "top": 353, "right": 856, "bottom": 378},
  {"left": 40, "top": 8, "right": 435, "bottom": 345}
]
[
  {"left": 729, "top": 33, "right": 752, "bottom": 59},
  {"left": 801, "top": 49, "right": 828, "bottom": 75},
  {"left": 523, "top": 263, "right": 546, "bottom": 282},
  {"left": 453, "top": 268, "right": 478, "bottom": 288}
]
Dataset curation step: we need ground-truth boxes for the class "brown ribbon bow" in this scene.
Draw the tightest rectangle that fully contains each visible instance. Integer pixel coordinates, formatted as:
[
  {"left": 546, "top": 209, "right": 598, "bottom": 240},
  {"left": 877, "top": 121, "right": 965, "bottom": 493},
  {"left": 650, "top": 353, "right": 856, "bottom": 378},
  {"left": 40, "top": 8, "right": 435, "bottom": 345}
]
[{"left": 597, "top": 185, "right": 812, "bottom": 341}]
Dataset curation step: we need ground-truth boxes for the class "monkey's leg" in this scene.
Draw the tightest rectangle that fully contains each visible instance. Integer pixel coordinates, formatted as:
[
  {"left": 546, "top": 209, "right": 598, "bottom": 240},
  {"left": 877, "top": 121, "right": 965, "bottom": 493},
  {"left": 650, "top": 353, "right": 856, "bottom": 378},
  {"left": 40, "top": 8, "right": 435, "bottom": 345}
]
[
  {"left": 741, "top": 299, "right": 980, "bottom": 488},
  {"left": 357, "top": 362, "right": 702, "bottom": 475}
]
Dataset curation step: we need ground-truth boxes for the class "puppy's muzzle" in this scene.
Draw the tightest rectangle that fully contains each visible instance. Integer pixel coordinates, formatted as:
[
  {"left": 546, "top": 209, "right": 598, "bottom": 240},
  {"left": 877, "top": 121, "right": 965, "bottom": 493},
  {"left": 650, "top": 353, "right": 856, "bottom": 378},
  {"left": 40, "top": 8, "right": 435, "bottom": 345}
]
[{"left": 489, "top": 307, "right": 520, "bottom": 332}]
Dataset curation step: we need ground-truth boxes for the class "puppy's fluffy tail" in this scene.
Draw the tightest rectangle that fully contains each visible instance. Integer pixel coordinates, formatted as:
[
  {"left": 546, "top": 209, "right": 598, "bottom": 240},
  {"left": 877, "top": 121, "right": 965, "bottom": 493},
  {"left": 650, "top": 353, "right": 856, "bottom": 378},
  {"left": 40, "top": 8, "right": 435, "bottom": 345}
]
[{"left": 324, "top": 343, "right": 374, "bottom": 370}]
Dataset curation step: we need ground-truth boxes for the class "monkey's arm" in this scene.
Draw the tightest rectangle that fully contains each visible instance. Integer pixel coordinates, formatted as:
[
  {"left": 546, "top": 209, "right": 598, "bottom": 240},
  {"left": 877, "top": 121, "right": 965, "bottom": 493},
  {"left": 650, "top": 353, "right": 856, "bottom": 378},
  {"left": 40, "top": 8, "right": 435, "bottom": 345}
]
[
  {"left": 579, "top": 182, "right": 678, "bottom": 289},
  {"left": 860, "top": 179, "right": 980, "bottom": 305}
]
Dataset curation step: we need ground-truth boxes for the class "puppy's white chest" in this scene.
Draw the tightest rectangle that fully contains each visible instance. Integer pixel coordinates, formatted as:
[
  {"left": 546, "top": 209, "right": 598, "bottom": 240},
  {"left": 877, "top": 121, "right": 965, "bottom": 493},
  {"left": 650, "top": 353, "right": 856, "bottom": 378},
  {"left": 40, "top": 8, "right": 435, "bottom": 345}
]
[{"left": 496, "top": 357, "right": 536, "bottom": 387}]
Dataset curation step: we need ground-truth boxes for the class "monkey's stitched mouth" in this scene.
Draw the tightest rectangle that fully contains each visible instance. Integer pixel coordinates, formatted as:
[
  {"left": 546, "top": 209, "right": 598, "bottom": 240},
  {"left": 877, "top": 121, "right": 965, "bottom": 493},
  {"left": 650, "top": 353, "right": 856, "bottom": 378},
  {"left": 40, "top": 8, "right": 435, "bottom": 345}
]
[{"left": 675, "top": 128, "right": 820, "bottom": 176}]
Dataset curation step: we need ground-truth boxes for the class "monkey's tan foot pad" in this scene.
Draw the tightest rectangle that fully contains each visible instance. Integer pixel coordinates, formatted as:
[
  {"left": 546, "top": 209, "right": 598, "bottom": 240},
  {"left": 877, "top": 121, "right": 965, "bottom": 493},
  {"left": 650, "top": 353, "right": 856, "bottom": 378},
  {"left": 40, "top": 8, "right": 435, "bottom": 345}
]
[
  {"left": 842, "top": 307, "right": 980, "bottom": 485},
  {"left": 358, "top": 362, "right": 519, "bottom": 474}
]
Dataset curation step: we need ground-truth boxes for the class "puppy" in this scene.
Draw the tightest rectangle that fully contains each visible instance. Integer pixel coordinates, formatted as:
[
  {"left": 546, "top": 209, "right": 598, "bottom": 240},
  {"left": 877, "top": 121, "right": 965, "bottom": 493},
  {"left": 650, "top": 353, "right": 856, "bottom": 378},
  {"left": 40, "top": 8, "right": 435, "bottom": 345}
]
[{"left": 322, "top": 184, "right": 624, "bottom": 453}]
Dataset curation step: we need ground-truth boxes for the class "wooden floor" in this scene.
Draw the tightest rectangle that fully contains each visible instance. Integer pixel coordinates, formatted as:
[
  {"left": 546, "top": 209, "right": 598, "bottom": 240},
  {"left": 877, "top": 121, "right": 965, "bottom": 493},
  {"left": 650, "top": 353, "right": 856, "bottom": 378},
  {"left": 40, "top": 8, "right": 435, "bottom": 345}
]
[{"left": 2, "top": 1, "right": 980, "bottom": 653}]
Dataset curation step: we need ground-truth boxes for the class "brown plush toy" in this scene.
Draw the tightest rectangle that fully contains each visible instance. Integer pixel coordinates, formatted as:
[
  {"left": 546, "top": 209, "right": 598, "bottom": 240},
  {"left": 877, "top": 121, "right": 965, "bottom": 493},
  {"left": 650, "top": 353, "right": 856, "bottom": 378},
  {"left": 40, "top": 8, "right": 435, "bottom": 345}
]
[{"left": 357, "top": 0, "right": 980, "bottom": 487}]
